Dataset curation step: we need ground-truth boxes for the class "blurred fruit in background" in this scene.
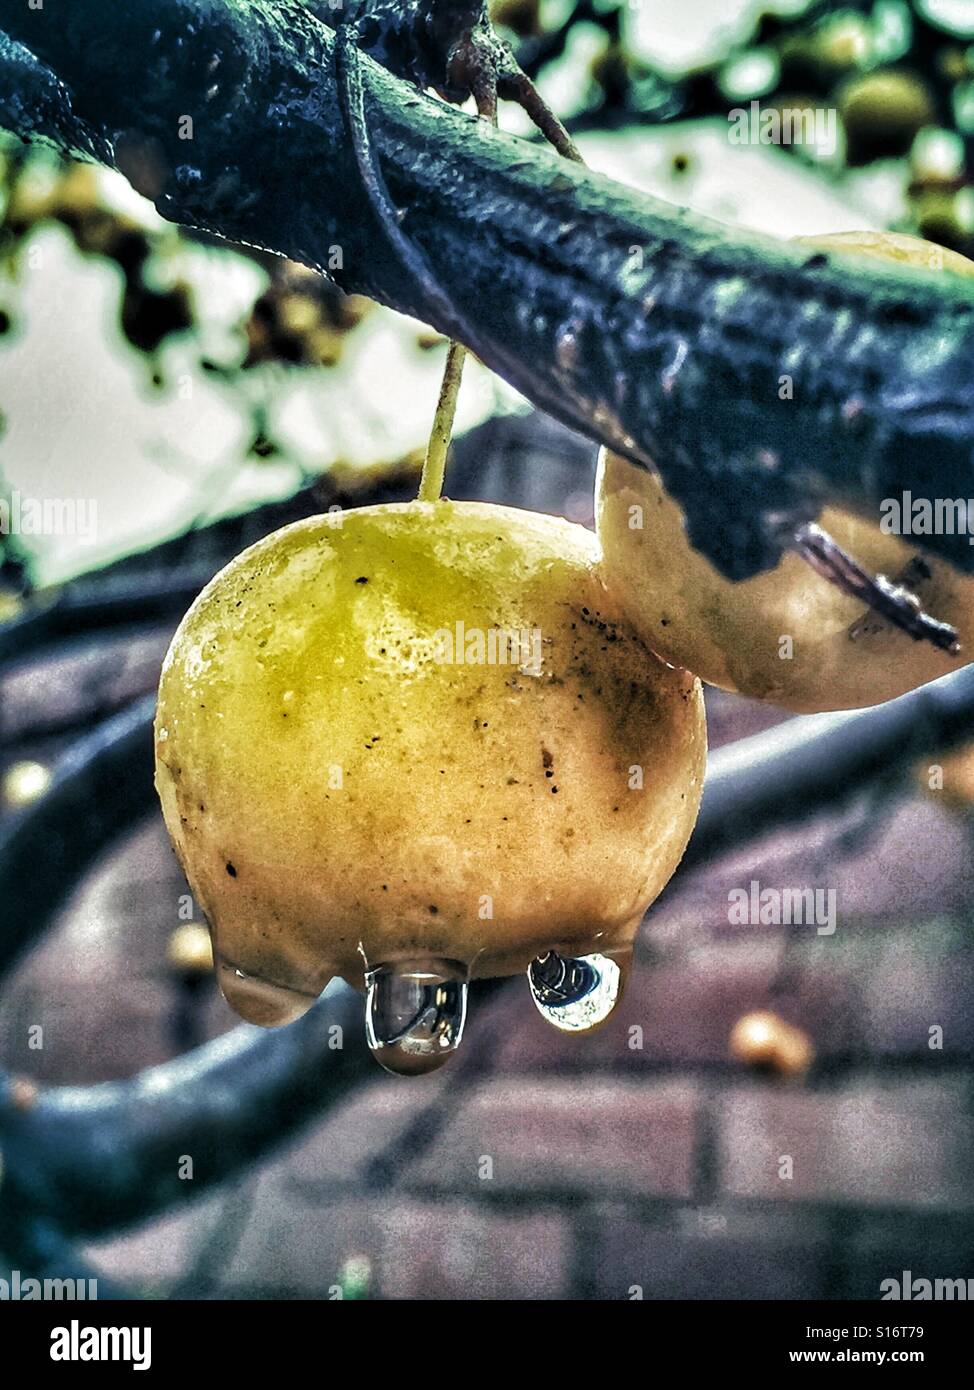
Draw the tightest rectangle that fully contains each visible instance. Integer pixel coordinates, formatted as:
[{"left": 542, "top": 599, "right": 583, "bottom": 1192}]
[{"left": 730, "top": 1010, "right": 815, "bottom": 1079}]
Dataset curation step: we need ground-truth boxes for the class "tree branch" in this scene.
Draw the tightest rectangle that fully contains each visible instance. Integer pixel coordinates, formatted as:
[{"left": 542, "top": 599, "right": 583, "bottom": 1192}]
[
  {"left": 0, "top": 30, "right": 107, "bottom": 159},
  {"left": 0, "top": 983, "right": 374, "bottom": 1238},
  {"left": 683, "top": 666, "right": 974, "bottom": 870},
  {"left": 1, "top": 0, "right": 974, "bottom": 578}
]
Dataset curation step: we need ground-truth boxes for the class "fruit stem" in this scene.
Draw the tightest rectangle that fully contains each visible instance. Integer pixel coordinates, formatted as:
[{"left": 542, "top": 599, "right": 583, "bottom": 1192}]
[{"left": 418, "top": 338, "right": 466, "bottom": 502}]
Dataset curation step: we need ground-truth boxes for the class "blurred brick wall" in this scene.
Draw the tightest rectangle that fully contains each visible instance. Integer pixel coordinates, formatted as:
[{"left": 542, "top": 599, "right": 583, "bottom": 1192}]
[{"left": 4, "top": 673, "right": 973, "bottom": 1300}]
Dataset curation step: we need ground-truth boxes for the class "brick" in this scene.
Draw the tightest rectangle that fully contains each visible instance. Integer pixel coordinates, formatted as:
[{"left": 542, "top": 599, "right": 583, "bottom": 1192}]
[
  {"left": 374, "top": 1201, "right": 570, "bottom": 1299},
  {"left": 590, "top": 1203, "right": 832, "bottom": 1300},
  {"left": 255, "top": 1075, "right": 449, "bottom": 1191},
  {"left": 8, "top": 663, "right": 974, "bottom": 1301},
  {"left": 722, "top": 799, "right": 970, "bottom": 930},
  {"left": 0, "top": 978, "right": 173, "bottom": 1083},
  {"left": 0, "top": 812, "right": 233, "bottom": 1083},
  {"left": 81, "top": 1194, "right": 228, "bottom": 1295},
  {"left": 412, "top": 1078, "right": 700, "bottom": 1198},
  {"left": 222, "top": 1194, "right": 385, "bottom": 1296},
  {"left": 824, "top": 800, "right": 973, "bottom": 923},
  {"left": 718, "top": 1078, "right": 974, "bottom": 1210},
  {"left": 219, "top": 1190, "right": 570, "bottom": 1299},
  {"left": 861, "top": 937, "right": 974, "bottom": 1057}
]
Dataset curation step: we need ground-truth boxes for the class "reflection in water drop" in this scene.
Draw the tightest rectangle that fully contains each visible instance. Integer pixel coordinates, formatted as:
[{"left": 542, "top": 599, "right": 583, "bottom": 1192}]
[
  {"left": 217, "top": 955, "right": 321, "bottom": 1027},
  {"left": 365, "top": 958, "right": 467, "bottom": 1075},
  {"left": 527, "top": 947, "right": 630, "bottom": 1032}
]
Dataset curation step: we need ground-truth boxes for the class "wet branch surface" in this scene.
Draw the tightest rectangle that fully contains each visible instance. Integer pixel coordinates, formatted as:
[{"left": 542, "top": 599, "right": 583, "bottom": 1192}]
[{"left": 2, "top": 0, "right": 974, "bottom": 578}]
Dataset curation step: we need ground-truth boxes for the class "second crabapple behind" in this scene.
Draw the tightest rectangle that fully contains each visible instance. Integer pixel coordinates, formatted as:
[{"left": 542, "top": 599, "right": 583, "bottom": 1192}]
[
  {"left": 155, "top": 500, "right": 706, "bottom": 1073},
  {"left": 596, "top": 232, "right": 974, "bottom": 714}
]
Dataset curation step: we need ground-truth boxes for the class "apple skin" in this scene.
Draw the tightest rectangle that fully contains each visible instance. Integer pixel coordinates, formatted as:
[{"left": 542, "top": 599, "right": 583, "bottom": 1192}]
[
  {"left": 596, "top": 231, "right": 974, "bottom": 715},
  {"left": 155, "top": 500, "right": 706, "bottom": 1018}
]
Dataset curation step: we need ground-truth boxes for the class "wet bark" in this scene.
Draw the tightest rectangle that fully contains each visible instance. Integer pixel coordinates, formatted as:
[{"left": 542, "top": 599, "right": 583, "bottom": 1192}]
[{"left": 2, "top": 0, "right": 974, "bottom": 578}]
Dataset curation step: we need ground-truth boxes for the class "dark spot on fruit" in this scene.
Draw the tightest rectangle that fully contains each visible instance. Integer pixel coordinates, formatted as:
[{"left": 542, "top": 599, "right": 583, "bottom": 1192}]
[
  {"left": 428, "top": 904, "right": 438, "bottom": 914},
  {"left": 355, "top": 576, "right": 368, "bottom": 584},
  {"left": 226, "top": 861, "right": 237, "bottom": 877}
]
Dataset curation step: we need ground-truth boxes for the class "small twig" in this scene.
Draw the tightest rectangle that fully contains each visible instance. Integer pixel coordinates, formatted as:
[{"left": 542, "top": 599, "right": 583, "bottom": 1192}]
[
  {"left": 794, "top": 522, "right": 961, "bottom": 654},
  {"left": 334, "top": 22, "right": 469, "bottom": 343},
  {"left": 427, "top": 13, "right": 583, "bottom": 505},
  {"left": 420, "top": 11, "right": 584, "bottom": 507},
  {"left": 335, "top": 19, "right": 497, "bottom": 507},
  {"left": 416, "top": 59, "right": 505, "bottom": 503},
  {"left": 499, "top": 65, "right": 583, "bottom": 162}
]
